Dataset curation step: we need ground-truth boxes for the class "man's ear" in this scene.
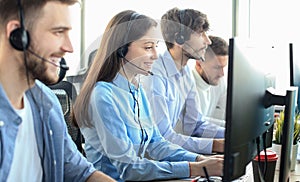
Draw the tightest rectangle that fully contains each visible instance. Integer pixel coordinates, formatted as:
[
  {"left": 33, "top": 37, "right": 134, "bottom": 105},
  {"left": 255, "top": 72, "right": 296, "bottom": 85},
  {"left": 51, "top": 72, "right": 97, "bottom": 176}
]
[
  {"left": 195, "top": 59, "right": 204, "bottom": 74},
  {"left": 195, "top": 59, "right": 202, "bottom": 68},
  {"left": 6, "top": 20, "right": 21, "bottom": 38}
]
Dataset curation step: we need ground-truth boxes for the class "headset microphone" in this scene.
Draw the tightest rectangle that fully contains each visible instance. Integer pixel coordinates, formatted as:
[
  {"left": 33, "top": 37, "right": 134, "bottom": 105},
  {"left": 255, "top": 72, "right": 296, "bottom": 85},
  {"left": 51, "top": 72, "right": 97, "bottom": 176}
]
[
  {"left": 56, "top": 57, "right": 67, "bottom": 84},
  {"left": 122, "top": 57, "right": 154, "bottom": 76},
  {"left": 26, "top": 49, "right": 69, "bottom": 85},
  {"left": 27, "top": 49, "right": 69, "bottom": 70},
  {"left": 198, "top": 56, "right": 205, "bottom": 62}
]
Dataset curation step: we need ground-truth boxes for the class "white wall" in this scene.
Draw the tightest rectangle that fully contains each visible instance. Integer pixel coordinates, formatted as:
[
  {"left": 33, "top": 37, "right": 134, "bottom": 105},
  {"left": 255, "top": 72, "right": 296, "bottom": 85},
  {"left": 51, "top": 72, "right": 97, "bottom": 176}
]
[
  {"left": 66, "top": 0, "right": 233, "bottom": 76},
  {"left": 66, "top": 0, "right": 300, "bottom": 92},
  {"left": 84, "top": 0, "right": 232, "bottom": 50},
  {"left": 67, "top": 0, "right": 231, "bottom": 75},
  {"left": 64, "top": 3, "right": 82, "bottom": 76},
  {"left": 249, "top": 0, "right": 300, "bottom": 90}
]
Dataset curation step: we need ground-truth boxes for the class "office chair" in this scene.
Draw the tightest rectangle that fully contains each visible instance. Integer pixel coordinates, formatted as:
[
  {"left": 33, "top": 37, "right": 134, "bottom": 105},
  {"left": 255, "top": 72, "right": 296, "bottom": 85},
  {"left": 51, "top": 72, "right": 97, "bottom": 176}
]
[
  {"left": 48, "top": 80, "right": 85, "bottom": 156},
  {"left": 88, "top": 49, "right": 97, "bottom": 67}
]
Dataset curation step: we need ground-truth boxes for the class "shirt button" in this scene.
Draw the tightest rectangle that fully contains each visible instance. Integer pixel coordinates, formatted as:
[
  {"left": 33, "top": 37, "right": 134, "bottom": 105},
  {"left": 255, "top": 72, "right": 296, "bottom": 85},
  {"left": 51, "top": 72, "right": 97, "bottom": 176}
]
[
  {"left": 53, "top": 160, "right": 56, "bottom": 165},
  {"left": 49, "top": 130, "right": 53, "bottom": 135},
  {"left": 0, "top": 121, "right": 4, "bottom": 126}
]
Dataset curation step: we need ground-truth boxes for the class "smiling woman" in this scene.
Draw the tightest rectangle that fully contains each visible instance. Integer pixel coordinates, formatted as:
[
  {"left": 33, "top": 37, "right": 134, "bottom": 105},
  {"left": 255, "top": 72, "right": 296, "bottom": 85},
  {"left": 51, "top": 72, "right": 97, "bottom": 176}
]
[{"left": 72, "top": 10, "right": 224, "bottom": 181}]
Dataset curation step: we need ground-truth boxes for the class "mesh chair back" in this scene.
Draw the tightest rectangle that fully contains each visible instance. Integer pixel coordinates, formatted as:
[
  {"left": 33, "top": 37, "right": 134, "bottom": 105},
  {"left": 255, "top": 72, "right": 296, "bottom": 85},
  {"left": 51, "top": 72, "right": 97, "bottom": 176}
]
[{"left": 49, "top": 81, "right": 85, "bottom": 156}]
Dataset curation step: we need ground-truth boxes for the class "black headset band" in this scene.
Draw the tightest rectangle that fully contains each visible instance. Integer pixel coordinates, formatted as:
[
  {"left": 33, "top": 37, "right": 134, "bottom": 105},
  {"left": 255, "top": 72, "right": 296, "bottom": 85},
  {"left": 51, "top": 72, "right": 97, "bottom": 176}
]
[
  {"left": 124, "top": 12, "right": 140, "bottom": 44},
  {"left": 179, "top": 10, "right": 185, "bottom": 35},
  {"left": 9, "top": 0, "right": 30, "bottom": 51},
  {"left": 175, "top": 9, "right": 186, "bottom": 45},
  {"left": 117, "top": 12, "right": 141, "bottom": 58}
]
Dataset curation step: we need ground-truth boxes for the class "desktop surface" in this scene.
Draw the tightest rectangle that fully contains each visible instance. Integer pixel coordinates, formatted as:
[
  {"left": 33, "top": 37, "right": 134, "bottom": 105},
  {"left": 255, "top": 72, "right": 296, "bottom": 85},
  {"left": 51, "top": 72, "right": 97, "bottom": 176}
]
[
  {"left": 153, "top": 161, "right": 300, "bottom": 182},
  {"left": 274, "top": 160, "right": 300, "bottom": 181}
]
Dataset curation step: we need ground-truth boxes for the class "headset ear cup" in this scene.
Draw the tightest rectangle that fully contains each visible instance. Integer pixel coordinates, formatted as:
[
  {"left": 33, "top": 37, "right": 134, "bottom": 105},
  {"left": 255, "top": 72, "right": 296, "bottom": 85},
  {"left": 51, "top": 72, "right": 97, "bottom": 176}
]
[
  {"left": 175, "top": 33, "right": 185, "bottom": 45},
  {"left": 117, "top": 46, "right": 128, "bottom": 58},
  {"left": 176, "top": 9, "right": 186, "bottom": 45},
  {"left": 9, "top": 28, "right": 30, "bottom": 51}
]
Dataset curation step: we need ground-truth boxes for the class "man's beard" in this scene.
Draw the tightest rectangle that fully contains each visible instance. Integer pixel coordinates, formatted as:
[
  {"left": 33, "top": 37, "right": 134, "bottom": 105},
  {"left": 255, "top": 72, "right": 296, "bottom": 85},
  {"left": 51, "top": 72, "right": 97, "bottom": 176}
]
[
  {"left": 202, "top": 71, "right": 219, "bottom": 86},
  {"left": 23, "top": 51, "right": 58, "bottom": 85},
  {"left": 184, "top": 50, "right": 202, "bottom": 60}
]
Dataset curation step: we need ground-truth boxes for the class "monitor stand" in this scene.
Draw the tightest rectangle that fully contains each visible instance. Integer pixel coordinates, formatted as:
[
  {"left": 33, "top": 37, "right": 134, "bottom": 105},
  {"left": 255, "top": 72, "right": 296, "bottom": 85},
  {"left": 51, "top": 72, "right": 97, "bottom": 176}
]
[{"left": 264, "top": 87, "right": 298, "bottom": 182}]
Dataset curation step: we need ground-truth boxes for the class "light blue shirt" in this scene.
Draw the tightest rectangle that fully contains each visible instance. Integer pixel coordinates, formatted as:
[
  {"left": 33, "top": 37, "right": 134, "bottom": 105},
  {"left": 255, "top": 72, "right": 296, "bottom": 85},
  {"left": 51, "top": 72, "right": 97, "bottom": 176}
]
[
  {"left": 141, "top": 51, "right": 225, "bottom": 154},
  {"left": 0, "top": 80, "right": 96, "bottom": 182},
  {"left": 81, "top": 73, "right": 198, "bottom": 181}
]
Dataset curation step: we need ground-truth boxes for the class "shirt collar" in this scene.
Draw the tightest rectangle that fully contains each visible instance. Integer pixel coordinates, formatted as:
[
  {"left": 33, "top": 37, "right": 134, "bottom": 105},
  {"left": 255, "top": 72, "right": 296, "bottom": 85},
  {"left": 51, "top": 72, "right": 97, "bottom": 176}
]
[
  {"left": 26, "top": 80, "right": 54, "bottom": 111},
  {"left": 161, "top": 50, "right": 188, "bottom": 77},
  {"left": 0, "top": 80, "right": 52, "bottom": 110},
  {"left": 112, "top": 73, "right": 141, "bottom": 93},
  {"left": 0, "top": 80, "right": 53, "bottom": 122},
  {"left": 0, "top": 84, "right": 20, "bottom": 122}
]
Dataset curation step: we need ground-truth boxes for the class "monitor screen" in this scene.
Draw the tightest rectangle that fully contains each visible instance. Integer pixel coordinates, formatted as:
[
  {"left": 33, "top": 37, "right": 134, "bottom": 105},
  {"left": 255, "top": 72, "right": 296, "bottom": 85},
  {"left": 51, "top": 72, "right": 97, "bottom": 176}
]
[{"left": 223, "top": 38, "right": 275, "bottom": 181}]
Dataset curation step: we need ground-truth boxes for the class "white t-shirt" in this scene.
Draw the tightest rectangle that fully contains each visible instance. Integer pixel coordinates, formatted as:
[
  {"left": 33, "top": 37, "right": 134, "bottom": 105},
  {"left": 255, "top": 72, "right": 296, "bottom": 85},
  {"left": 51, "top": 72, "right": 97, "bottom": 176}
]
[{"left": 7, "top": 94, "right": 43, "bottom": 182}]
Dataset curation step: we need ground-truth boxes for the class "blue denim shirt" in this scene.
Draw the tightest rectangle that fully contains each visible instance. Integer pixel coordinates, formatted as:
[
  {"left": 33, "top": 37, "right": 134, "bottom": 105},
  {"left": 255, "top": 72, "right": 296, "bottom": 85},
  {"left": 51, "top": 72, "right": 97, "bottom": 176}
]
[
  {"left": 141, "top": 51, "right": 225, "bottom": 154},
  {"left": 0, "top": 80, "right": 96, "bottom": 182},
  {"left": 81, "top": 73, "right": 198, "bottom": 181}
]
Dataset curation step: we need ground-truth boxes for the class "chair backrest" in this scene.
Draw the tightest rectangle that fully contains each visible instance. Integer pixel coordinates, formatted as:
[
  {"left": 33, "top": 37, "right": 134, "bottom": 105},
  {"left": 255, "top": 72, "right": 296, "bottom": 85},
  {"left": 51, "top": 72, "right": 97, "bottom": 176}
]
[
  {"left": 48, "top": 80, "right": 85, "bottom": 156},
  {"left": 66, "top": 49, "right": 97, "bottom": 93},
  {"left": 88, "top": 49, "right": 97, "bottom": 67}
]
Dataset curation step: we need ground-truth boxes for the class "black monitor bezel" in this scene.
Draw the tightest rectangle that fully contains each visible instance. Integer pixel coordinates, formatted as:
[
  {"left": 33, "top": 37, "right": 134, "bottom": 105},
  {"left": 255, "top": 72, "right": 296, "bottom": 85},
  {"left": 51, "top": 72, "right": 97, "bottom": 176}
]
[{"left": 223, "top": 38, "right": 275, "bottom": 181}]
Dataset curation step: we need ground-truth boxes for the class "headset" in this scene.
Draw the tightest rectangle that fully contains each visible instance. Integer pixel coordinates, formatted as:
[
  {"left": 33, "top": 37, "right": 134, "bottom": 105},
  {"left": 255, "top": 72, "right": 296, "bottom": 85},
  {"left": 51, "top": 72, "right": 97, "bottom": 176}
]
[
  {"left": 117, "top": 12, "right": 141, "bottom": 58},
  {"left": 9, "top": 0, "right": 30, "bottom": 51},
  {"left": 116, "top": 12, "right": 154, "bottom": 75},
  {"left": 175, "top": 9, "right": 186, "bottom": 45},
  {"left": 9, "top": 0, "right": 69, "bottom": 84}
]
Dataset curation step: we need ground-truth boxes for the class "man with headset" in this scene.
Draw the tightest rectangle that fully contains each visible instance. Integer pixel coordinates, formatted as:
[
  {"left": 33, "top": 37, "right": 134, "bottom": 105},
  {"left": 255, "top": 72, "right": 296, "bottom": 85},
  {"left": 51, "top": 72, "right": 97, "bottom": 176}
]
[
  {"left": 142, "top": 7, "right": 225, "bottom": 155},
  {"left": 0, "top": 0, "right": 114, "bottom": 181}
]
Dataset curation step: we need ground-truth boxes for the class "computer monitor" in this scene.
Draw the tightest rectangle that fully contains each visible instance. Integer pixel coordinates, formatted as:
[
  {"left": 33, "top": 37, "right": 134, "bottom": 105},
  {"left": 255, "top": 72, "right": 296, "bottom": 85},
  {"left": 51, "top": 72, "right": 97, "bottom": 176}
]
[
  {"left": 273, "top": 42, "right": 300, "bottom": 182},
  {"left": 290, "top": 43, "right": 300, "bottom": 112},
  {"left": 223, "top": 38, "right": 276, "bottom": 181}
]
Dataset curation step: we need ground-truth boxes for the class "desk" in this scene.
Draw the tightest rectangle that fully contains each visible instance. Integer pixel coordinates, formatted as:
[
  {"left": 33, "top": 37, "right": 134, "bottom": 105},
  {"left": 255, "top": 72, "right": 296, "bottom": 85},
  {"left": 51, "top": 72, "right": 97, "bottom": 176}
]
[
  {"left": 274, "top": 161, "right": 300, "bottom": 181},
  {"left": 154, "top": 161, "right": 300, "bottom": 182}
]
